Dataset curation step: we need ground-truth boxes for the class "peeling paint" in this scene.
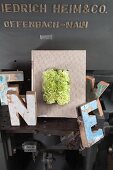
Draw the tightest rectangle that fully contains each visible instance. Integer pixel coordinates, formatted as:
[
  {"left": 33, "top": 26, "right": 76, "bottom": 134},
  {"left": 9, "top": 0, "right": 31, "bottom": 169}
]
[{"left": 80, "top": 100, "right": 104, "bottom": 148}]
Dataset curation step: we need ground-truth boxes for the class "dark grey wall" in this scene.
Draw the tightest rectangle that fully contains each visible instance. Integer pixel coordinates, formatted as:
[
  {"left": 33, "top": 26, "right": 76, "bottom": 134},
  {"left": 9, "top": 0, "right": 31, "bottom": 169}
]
[{"left": 0, "top": 0, "right": 113, "bottom": 70}]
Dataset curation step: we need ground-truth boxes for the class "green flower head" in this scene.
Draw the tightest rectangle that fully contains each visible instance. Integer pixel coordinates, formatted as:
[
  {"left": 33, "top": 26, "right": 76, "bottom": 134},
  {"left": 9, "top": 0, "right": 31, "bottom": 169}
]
[{"left": 42, "top": 69, "right": 70, "bottom": 105}]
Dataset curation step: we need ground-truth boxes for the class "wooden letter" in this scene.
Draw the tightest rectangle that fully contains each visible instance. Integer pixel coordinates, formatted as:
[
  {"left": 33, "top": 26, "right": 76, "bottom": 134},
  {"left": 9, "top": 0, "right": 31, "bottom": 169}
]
[
  {"left": 86, "top": 76, "right": 95, "bottom": 102},
  {"left": 96, "top": 81, "right": 109, "bottom": 98},
  {"left": 7, "top": 91, "right": 37, "bottom": 126},
  {"left": 79, "top": 100, "right": 104, "bottom": 148},
  {"left": 86, "top": 76, "right": 109, "bottom": 117},
  {"left": 0, "top": 75, "right": 8, "bottom": 105},
  {"left": 0, "top": 71, "right": 23, "bottom": 105},
  {"left": 86, "top": 76, "right": 109, "bottom": 101}
]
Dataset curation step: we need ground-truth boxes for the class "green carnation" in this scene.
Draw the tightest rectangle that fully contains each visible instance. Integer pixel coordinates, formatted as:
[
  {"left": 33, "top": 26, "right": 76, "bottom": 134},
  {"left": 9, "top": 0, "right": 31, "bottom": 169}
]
[{"left": 42, "top": 69, "right": 70, "bottom": 105}]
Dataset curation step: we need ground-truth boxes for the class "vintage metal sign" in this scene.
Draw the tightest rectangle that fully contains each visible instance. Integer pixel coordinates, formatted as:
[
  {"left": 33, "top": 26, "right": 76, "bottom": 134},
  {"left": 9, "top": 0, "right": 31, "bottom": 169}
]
[{"left": 0, "top": 0, "right": 112, "bottom": 70}]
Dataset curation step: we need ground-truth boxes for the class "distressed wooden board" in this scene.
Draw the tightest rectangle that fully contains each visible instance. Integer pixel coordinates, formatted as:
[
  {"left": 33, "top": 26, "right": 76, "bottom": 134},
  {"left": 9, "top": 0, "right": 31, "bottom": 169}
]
[
  {"left": 8, "top": 84, "right": 19, "bottom": 94},
  {"left": 32, "top": 50, "right": 86, "bottom": 118},
  {"left": 0, "top": 71, "right": 24, "bottom": 82}
]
